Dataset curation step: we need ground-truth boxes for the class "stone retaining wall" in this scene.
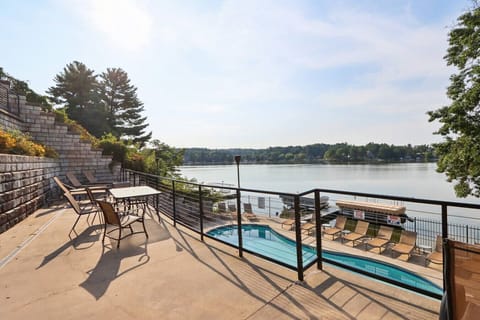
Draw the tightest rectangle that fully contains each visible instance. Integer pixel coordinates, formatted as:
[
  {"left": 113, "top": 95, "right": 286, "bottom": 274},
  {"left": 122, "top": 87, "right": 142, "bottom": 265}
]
[
  {"left": 0, "top": 81, "right": 116, "bottom": 233},
  {"left": 0, "top": 108, "right": 24, "bottom": 132},
  {"left": 0, "top": 154, "right": 60, "bottom": 233}
]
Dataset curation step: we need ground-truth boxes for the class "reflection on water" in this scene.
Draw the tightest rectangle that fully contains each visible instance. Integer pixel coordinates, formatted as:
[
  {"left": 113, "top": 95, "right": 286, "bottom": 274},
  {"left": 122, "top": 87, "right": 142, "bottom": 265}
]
[{"left": 181, "top": 163, "right": 456, "bottom": 199}]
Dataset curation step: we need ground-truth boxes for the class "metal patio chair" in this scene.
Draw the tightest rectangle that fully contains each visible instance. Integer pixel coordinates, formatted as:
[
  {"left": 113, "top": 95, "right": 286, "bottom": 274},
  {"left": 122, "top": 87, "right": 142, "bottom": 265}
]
[
  {"left": 63, "top": 191, "right": 99, "bottom": 237},
  {"left": 96, "top": 200, "right": 148, "bottom": 249}
]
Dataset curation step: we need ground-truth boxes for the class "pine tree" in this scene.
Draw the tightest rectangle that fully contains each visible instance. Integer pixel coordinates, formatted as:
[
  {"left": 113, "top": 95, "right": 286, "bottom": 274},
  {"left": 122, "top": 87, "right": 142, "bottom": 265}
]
[
  {"left": 47, "top": 61, "right": 109, "bottom": 137},
  {"left": 98, "top": 68, "right": 151, "bottom": 146}
]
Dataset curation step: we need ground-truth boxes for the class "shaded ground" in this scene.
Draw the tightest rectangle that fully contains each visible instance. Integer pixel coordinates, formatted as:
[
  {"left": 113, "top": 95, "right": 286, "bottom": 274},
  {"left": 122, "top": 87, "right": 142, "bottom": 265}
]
[{"left": 0, "top": 205, "right": 440, "bottom": 319}]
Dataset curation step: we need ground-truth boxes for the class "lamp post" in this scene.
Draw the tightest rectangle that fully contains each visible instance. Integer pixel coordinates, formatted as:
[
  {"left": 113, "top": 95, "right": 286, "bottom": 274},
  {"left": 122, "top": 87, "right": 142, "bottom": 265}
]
[{"left": 234, "top": 155, "right": 241, "bottom": 188}]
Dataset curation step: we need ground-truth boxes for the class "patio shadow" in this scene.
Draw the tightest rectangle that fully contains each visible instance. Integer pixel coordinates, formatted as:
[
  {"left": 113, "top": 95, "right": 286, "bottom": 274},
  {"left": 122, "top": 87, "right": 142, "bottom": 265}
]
[{"left": 79, "top": 219, "right": 170, "bottom": 300}]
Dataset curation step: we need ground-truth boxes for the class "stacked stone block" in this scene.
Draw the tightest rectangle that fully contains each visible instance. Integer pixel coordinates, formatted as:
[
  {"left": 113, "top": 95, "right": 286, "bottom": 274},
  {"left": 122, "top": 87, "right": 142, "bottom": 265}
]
[
  {"left": 19, "top": 101, "right": 114, "bottom": 182},
  {"left": 0, "top": 155, "right": 60, "bottom": 233},
  {"left": 0, "top": 108, "right": 24, "bottom": 132}
]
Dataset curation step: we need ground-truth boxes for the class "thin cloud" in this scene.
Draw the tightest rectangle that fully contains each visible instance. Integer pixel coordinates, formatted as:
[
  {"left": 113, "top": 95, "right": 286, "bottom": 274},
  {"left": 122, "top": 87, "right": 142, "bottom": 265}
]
[{"left": 70, "top": 0, "right": 153, "bottom": 52}]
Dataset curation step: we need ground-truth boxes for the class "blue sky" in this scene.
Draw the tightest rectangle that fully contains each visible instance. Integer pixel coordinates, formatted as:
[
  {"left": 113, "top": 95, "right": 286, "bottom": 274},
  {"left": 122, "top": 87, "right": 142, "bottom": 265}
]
[{"left": 0, "top": 0, "right": 472, "bottom": 148}]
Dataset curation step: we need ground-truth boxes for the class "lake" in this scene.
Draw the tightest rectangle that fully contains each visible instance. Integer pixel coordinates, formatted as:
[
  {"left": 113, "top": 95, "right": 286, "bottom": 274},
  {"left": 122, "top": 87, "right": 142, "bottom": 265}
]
[{"left": 180, "top": 163, "right": 480, "bottom": 222}]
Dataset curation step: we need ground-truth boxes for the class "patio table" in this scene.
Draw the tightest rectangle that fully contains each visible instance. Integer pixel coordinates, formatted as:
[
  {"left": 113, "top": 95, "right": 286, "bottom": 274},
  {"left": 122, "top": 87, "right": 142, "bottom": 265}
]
[{"left": 109, "top": 186, "right": 161, "bottom": 221}]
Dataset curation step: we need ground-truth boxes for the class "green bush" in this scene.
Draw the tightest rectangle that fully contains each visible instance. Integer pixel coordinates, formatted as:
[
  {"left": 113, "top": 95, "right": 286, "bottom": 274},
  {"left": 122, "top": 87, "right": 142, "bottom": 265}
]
[
  {"left": 53, "top": 108, "right": 98, "bottom": 145},
  {"left": 0, "top": 129, "right": 58, "bottom": 158}
]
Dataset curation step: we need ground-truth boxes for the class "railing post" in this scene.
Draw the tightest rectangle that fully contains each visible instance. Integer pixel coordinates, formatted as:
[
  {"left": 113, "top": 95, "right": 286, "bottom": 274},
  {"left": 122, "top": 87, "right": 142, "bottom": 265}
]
[
  {"left": 466, "top": 225, "right": 469, "bottom": 244},
  {"left": 199, "top": 185, "right": 204, "bottom": 241},
  {"left": 441, "top": 204, "right": 448, "bottom": 239},
  {"left": 294, "top": 195, "right": 304, "bottom": 281},
  {"left": 236, "top": 189, "right": 243, "bottom": 258},
  {"left": 314, "top": 190, "right": 323, "bottom": 270},
  {"left": 172, "top": 180, "right": 177, "bottom": 227}
]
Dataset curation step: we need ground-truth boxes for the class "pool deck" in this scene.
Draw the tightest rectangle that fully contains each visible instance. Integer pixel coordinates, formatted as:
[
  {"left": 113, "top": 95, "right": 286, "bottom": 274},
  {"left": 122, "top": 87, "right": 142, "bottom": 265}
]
[{"left": 0, "top": 205, "right": 440, "bottom": 319}]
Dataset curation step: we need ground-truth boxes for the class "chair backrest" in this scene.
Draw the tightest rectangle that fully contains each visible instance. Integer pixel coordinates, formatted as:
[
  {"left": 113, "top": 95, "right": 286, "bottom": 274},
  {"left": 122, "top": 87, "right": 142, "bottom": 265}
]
[
  {"left": 53, "top": 176, "right": 70, "bottom": 194},
  {"left": 334, "top": 215, "right": 347, "bottom": 229},
  {"left": 83, "top": 171, "right": 97, "bottom": 184},
  {"left": 63, "top": 191, "right": 81, "bottom": 214},
  {"left": 444, "top": 239, "right": 480, "bottom": 320},
  {"left": 66, "top": 172, "right": 83, "bottom": 188},
  {"left": 376, "top": 225, "right": 393, "bottom": 240},
  {"left": 97, "top": 200, "right": 121, "bottom": 226},
  {"left": 354, "top": 220, "right": 369, "bottom": 235},
  {"left": 399, "top": 230, "right": 417, "bottom": 246},
  {"left": 218, "top": 202, "right": 227, "bottom": 213},
  {"left": 243, "top": 203, "right": 253, "bottom": 213},
  {"left": 228, "top": 204, "right": 236, "bottom": 212}
]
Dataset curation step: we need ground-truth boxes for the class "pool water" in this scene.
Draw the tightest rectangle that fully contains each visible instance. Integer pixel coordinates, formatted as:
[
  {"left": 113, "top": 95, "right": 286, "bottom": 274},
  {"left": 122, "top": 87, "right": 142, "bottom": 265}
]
[{"left": 207, "top": 224, "right": 443, "bottom": 296}]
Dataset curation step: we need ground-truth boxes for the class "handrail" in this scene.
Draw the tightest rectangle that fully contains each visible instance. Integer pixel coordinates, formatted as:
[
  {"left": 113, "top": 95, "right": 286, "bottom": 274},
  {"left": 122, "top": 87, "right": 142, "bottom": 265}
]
[
  {"left": 123, "top": 167, "right": 479, "bottom": 299},
  {"left": 125, "top": 168, "right": 480, "bottom": 210}
]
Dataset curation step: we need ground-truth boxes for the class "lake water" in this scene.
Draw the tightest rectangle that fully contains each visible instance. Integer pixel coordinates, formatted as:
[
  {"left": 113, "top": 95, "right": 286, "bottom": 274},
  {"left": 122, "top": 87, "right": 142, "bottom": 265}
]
[{"left": 180, "top": 163, "right": 480, "bottom": 222}]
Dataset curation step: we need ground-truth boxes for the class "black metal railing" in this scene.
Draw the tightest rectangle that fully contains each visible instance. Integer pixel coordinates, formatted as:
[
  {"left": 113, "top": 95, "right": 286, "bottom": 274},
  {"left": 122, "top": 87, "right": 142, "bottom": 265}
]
[{"left": 121, "top": 168, "right": 480, "bottom": 299}]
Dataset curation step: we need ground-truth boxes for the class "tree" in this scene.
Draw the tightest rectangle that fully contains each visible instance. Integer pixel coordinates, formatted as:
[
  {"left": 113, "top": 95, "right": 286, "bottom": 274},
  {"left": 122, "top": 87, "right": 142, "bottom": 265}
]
[
  {"left": 98, "top": 68, "right": 151, "bottom": 146},
  {"left": 47, "top": 61, "right": 108, "bottom": 136},
  {"left": 428, "top": 4, "right": 480, "bottom": 197},
  {"left": 149, "top": 139, "right": 184, "bottom": 176}
]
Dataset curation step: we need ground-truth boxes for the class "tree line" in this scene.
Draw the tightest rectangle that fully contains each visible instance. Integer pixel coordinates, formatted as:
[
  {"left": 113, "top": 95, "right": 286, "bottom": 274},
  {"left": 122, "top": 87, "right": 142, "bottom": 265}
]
[{"left": 183, "top": 143, "right": 435, "bottom": 165}]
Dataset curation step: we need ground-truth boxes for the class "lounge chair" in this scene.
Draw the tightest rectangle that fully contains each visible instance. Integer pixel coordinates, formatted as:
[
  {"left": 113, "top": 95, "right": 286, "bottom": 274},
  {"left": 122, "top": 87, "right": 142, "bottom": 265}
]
[
  {"left": 243, "top": 203, "right": 258, "bottom": 221},
  {"left": 83, "top": 170, "right": 116, "bottom": 186},
  {"left": 391, "top": 230, "right": 417, "bottom": 260},
  {"left": 365, "top": 225, "right": 393, "bottom": 253},
  {"left": 342, "top": 220, "right": 369, "bottom": 246},
  {"left": 301, "top": 222, "right": 315, "bottom": 235},
  {"left": 281, "top": 219, "right": 295, "bottom": 230},
  {"left": 66, "top": 172, "right": 108, "bottom": 190},
  {"left": 426, "top": 235, "right": 443, "bottom": 266},
  {"left": 228, "top": 204, "right": 237, "bottom": 213},
  {"left": 97, "top": 200, "right": 148, "bottom": 249},
  {"left": 217, "top": 202, "right": 227, "bottom": 213},
  {"left": 53, "top": 176, "right": 87, "bottom": 197},
  {"left": 323, "top": 215, "right": 347, "bottom": 240}
]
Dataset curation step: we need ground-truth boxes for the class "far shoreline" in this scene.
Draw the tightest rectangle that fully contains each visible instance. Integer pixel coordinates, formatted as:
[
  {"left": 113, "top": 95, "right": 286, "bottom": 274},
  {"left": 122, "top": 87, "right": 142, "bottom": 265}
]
[{"left": 181, "top": 160, "right": 438, "bottom": 166}]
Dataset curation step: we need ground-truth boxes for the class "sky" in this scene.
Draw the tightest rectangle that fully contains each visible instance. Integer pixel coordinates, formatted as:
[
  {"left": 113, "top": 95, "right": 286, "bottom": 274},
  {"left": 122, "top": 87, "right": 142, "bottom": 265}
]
[{"left": 0, "top": 0, "right": 473, "bottom": 148}]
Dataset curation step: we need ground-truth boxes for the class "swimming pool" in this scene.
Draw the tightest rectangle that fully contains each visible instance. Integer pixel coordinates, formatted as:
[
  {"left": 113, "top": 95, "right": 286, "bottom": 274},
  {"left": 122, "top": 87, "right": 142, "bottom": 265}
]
[{"left": 206, "top": 224, "right": 443, "bottom": 296}]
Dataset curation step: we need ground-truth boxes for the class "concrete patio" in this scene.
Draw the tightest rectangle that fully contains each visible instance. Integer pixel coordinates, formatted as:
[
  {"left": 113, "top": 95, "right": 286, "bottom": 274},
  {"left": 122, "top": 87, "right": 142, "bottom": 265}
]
[{"left": 0, "top": 204, "right": 440, "bottom": 319}]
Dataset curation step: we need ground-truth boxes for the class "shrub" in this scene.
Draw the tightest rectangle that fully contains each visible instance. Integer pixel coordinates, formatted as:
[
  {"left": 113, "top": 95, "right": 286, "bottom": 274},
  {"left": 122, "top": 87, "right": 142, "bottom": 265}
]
[
  {"left": 0, "top": 129, "right": 57, "bottom": 158},
  {"left": 0, "top": 130, "right": 16, "bottom": 152},
  {"left": 53, "top": 109, "right": 98, "bottom": 145},
  {"left": 97, "top": 133, "right": 128, "bottom": 163}
]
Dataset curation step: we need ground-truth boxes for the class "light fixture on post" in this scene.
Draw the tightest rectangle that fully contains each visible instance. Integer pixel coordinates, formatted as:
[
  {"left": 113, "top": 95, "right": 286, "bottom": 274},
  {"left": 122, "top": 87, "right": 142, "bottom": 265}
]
[{"left": 234, "top": 155, "right": 241, "bottom": 188}]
